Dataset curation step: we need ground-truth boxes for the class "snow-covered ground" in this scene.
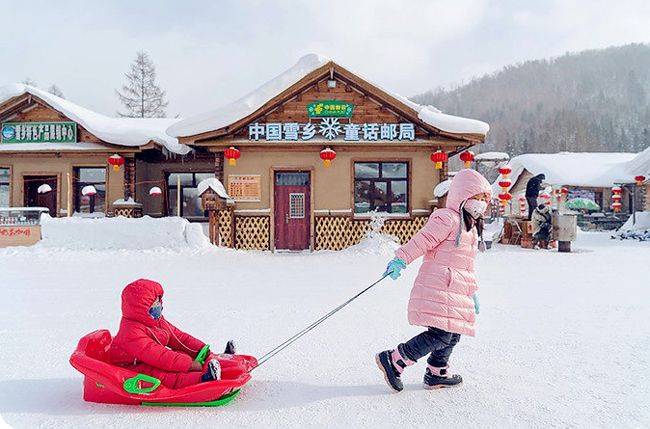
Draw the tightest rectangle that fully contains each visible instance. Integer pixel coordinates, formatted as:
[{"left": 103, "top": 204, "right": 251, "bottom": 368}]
[{"left": 0, "top": 223, "right": 649, "bottom": 428}]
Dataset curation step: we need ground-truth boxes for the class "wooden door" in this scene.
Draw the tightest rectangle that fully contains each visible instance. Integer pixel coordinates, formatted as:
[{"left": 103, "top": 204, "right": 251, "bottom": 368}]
[
  {"left": 24, "top": 176, "right": 57, "bottom": 216},
  {"left": 274, "top": 171, "right": 310, "bottom": 250}
]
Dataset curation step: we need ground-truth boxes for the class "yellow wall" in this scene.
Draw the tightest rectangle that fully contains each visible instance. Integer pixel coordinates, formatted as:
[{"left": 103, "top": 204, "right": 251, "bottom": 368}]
[
  {"left": 0, "top": 154, "right": 124, "bottom": 215},
  {"left": 223, "top": 149, "right": 440, "bottom": 213}
]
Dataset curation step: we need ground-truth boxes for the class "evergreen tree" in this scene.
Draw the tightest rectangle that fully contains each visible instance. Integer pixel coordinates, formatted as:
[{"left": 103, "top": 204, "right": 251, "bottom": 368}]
[{"left": 116, "top": 51, "right": 168, "bottom": 118}]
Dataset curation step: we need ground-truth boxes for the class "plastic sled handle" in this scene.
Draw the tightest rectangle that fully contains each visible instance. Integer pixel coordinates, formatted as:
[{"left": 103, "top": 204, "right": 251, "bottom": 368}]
[
  {"left": 195, "top": 344, "right": 210, "bottom": 365},
  {"left": 123, "top": 373, "right": 161, "bottom": 395}
]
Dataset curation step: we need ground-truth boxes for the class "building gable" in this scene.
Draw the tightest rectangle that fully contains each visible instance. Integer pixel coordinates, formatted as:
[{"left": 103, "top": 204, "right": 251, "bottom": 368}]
[
  {"left": 0, "top": 93, "right": 105, "bottom": 145},
  {"left": 182, "top": 61, "right": 484, "bottom": 147}
]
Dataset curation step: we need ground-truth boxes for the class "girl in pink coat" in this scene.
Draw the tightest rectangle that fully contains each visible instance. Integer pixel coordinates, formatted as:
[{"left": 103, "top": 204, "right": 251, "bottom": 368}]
[{"left": 376, "top": 169, "right": 491, "bottom": 392}]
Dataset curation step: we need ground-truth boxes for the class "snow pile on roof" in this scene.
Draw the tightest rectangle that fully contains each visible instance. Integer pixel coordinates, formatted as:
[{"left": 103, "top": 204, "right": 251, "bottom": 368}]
[
  {"left": 0, "top": 84, "right": 189, "bottom": 155},
  {"left": 168, "top": 54, "right": 330, "bottom": 137},
  {"left": 392, "top": 96, "right": 490, "bottom": 135},
  {"left": 197, "top": 177, "right": 230, "bottom": 199},
  {"left": 494, "top": 152, "right": 638, "bottom": 191},
  {"left": 168, "top": 54, "right": 489, "bottom": 138},
  {"left": 434, "top": 179, "right": 451, "bottom": 198},
  {"left": 37, "top": 215, "right": 210, "bottom": 250}
]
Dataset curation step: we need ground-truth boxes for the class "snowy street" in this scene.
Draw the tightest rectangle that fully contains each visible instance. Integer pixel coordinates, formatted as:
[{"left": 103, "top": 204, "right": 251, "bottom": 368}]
[{"left": 0, "top": 230, "right": 649, "bottom": 428}]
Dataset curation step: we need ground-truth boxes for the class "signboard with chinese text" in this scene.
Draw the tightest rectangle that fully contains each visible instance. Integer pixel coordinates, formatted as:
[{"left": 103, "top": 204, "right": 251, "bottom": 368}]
[
  {"left": 307, "top": 100, "right": 354, "bottom": 118},
  {"left": 248, "top": 120, "right": 415, "bottom": 142},
  {"left": 1, "top": 122, "right": 77, "bottom": 144},
  {"left": 228, "top": 175, "right": 261, "bottom": 202}
]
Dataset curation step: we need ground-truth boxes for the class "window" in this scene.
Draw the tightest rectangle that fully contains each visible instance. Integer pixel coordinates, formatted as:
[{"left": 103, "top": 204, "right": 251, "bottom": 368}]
[
  {"left": 74, "top": 167, "right": 106, "bottom": 213},
  {"left": 167, "top": 172, "right": 214, "bottom": 218},
  {"left": 354, "top": 162, "right": 408, "bottom": 214},
  {"left": 0, "top": 168, "right": 9, "bottom": 207}
]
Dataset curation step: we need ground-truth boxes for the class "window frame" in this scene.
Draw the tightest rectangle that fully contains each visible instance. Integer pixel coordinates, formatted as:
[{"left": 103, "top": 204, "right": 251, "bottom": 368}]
[
  {"left": 73, "top": 166, "right": 108, "bottom": 214},
  {"left": 165, "top": 171, "right": 215, "bottom": 219},
  {"left": 0, "top": 165, "right": 12, "bottom": 207},
  {"left": 352, "top": 160, "right": 411, "bottom": 217}
]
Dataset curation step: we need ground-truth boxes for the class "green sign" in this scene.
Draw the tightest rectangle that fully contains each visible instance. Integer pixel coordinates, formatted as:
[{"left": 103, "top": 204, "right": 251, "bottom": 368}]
[
  {"left": 1, "top": 121, "right": 77, "bottom": 144},
  {"left": 307, "top": 100, "right": 354, "bottom": 118}
]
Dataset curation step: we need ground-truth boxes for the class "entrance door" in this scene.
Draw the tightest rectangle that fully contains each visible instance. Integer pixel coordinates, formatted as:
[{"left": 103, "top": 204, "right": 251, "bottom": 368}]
[
  {"left": 24, "top": 176, "right": 57, "bottom": 216},
  {"left": 274, "top": 171, "right": 311, "bottom": 250}
]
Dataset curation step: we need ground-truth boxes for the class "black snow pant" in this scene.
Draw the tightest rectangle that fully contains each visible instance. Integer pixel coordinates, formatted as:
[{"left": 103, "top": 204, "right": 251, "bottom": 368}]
[
  {"left": 399, "top": 327, "right": 461, "bottom": 368},
  {"left": 526, "top": 196, "right": 538, "bottom": 220}
]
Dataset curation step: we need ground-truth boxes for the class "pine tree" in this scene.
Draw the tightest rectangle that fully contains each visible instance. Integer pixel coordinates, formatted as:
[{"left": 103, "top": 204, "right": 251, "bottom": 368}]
[
  {"left": 116, "top": 51, "right": 168, "bottom": 118},
  {"left": 47, "top": 84, "right": 65, "bottom": 98}
]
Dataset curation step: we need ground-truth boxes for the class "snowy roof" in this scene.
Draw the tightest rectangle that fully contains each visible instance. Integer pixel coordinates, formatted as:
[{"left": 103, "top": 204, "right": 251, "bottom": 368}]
[
  {"left": 168, "top": 54, "right": 489, "bottom": 138},
  {"left": 475, "top": 152, "right": 510, "bottom": 162},
  {"left": 197, "top": 177, "right": 230, "bottom": 199},
  {"left": 0, "top": 84, "right": 190, "bottom": 155},
  {"left": 494, "top": 152, "right": 640, "bottom": 192},
  {"left": 627, "top": 146, "right": 650, "bottom": 176}
]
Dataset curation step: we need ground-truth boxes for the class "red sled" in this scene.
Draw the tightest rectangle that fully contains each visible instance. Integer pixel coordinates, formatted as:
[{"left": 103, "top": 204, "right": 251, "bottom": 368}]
[{"left": 69, "top": 330, "right": 257, "bottom": 407}]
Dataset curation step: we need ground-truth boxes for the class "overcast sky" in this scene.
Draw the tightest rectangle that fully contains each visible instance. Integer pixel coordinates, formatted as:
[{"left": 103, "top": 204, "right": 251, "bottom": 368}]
[{"left": 1, "top": 0, "right": 649, "bottom": 118}]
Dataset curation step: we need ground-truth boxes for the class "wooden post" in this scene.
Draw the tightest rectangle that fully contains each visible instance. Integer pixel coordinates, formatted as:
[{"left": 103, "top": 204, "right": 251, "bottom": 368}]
[
  {"left": 230, "top": 206, "right": 236, "bottom": 248},
  {"left": 66, "top": 172, "right": 72, "bottom": 217},
  {"left": 176, "top": 174, "right": 181, "bottom": 217}
]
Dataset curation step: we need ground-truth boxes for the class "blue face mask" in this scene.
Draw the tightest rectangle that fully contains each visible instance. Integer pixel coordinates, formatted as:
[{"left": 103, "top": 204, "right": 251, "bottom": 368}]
[{"left": 148, "top": 305, "right": 163, "bottom": 320}]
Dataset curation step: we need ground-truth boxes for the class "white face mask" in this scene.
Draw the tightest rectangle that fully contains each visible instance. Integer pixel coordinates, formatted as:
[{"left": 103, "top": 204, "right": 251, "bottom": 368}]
[{"left": 464, "top": 199, "right": 488, "bottom": 219}]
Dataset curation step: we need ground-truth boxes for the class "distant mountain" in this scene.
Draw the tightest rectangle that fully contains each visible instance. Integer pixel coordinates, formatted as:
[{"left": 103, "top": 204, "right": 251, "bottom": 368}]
[{"left": 413, "top": 44, "right": 650, "bottom": 155}]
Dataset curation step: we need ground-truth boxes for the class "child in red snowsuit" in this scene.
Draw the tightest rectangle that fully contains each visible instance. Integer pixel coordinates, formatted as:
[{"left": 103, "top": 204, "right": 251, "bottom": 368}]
[{"left": 108, "top": 278, "right": 223, "bottom": 389}]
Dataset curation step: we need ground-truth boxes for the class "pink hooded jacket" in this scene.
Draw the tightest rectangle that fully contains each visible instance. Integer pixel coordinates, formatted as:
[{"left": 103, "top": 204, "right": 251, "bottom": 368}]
[{"left": 395, "top": 169, "right": 492, "bottom": 336}]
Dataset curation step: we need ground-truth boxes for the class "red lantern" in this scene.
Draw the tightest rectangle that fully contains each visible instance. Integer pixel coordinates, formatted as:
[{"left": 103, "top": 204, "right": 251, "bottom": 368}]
[
  {"left": 498, "top": 180, "right": 512, "bottom": 190},
  {"left": 108, "top": 154, "right": 124, "bottom": 172},
  {"left": 430, "top": 150, "right": 448, "bottom": 170},
  {"left": 498, "top": 166, "right": 512, "bottom": 176},
  {"left": 224, "top": 146, "right": 241, "bottom": 166},
  {"left": 459, "top": 150, "right": 474, "bottom": 168},
  {"left": 319, "top": 147, "right": 336, "bottom": 168},
  {"left": 612, "top": 201, "right": 622, "bottom": 212},
  {"left": 635, "top": 175, "right": 646, "bottom": 186}
]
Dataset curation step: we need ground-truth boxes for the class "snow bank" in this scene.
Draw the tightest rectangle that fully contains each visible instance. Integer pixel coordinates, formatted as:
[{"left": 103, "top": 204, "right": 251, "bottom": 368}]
[
  {"left": 618, "top": 211, "right": 650, "bottom": 232},
  {"left": 37, "top": 215, "right": 211, "bottom": 250},
  {"left": 168, "top": 54, "right": 489, "bottom": 138},
  {"left": 0, "top": 84, "right": 189, "bottom": 155}
]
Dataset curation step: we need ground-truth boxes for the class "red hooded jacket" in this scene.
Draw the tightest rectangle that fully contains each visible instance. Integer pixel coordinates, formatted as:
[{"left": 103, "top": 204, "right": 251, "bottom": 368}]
[{"left": 108, "top": 279, "right": 205, "bottom": 374}]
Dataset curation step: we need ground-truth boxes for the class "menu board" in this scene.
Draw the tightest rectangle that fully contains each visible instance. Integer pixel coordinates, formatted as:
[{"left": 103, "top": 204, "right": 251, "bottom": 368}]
[{"left": 228, "top": 175, "right": 261, "bottom": 202}]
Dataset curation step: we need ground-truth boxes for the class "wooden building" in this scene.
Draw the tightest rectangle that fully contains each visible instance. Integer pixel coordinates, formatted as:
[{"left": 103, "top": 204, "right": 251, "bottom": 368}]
[
  {"left": 0, "top": 84, "right": 192, "bottom": 217},
  {"left": 169, "top": 54, "right": 489, "bottom": 251}
]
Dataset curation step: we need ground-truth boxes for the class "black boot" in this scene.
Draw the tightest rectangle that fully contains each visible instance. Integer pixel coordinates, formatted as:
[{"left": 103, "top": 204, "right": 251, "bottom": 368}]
[
  {"left": 224, "top": 340, "right": 236, "bottom": 355},
  {"left": 423, "top": 365, "right": 462, "bottom": 389},
  {"left": 375, "top": 350, "right": 404, "bottom": 392}
]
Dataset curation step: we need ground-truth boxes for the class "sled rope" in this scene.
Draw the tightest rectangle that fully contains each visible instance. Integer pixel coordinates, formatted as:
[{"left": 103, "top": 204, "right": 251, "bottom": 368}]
[{"left": 252, "top": 273, "right": 390, "bottom": 370}]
